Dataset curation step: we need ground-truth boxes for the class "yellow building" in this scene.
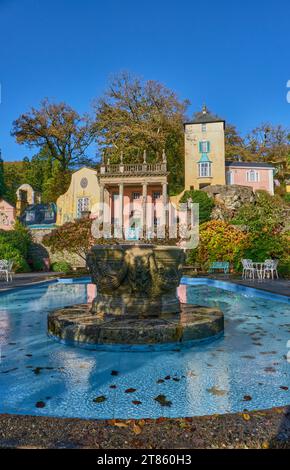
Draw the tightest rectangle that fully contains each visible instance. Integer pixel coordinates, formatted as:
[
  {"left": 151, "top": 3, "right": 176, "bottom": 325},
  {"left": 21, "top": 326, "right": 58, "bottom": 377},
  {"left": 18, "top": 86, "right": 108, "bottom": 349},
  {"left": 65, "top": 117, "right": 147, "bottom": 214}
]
[
  {"left": 56, "top": 167, "right": 100, "bottom": 225},
  {"left": 16, "top": 183, "right": 41, "bottom": 216},
  {"left": 184, "top": 106, "right": 226, "bottom": 190}
]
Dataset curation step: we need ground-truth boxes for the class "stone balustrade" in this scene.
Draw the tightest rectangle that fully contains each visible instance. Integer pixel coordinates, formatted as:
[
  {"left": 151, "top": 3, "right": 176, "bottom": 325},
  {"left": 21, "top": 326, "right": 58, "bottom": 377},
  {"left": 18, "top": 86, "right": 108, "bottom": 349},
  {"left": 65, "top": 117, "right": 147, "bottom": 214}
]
[{"left": 100, "top": 162, "right": 167, "bottom": 175}]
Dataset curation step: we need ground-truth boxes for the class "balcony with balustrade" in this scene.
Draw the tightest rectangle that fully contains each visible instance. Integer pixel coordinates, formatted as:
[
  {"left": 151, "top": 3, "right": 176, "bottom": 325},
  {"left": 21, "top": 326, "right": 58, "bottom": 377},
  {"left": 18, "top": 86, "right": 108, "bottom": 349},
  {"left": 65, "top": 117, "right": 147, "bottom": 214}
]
[{"left": 99, "top": 150, "right": 168, "bottom": 177}]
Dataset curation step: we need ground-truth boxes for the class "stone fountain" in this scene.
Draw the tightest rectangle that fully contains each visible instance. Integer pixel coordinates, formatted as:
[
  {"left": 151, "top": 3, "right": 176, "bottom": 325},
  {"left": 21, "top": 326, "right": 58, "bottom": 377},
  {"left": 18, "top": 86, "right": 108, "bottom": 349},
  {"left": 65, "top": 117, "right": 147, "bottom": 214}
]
[{"left": 48, "top": 244, "right": 224, "bottom": 350}]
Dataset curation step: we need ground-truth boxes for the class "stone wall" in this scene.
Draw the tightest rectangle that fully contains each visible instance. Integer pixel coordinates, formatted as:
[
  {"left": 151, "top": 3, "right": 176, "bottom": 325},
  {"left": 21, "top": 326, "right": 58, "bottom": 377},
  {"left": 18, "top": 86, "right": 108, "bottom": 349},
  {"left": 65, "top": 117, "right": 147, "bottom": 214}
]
[
  {"left": 202, "top": 184, "right": 255, "bottom": 220},
  {"left": 29, "top": 228, "right": 86, "bottom": 269}
]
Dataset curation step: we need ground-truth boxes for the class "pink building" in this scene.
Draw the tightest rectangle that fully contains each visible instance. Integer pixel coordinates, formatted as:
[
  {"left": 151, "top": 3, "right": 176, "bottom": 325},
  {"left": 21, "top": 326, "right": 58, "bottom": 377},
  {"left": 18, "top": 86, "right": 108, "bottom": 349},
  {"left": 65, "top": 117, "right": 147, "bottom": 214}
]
[
  {"left": 225, "top": 162, "right": 275, "bottom": 195},
  {"left": 0, "top": 199, "right": 16, "bottom": 231},
  {"left": 94, "top": 153, "right": 170, "bottom": 238},
  {"left": 107, "top": 185, "right": 166, "bottom": 237}
]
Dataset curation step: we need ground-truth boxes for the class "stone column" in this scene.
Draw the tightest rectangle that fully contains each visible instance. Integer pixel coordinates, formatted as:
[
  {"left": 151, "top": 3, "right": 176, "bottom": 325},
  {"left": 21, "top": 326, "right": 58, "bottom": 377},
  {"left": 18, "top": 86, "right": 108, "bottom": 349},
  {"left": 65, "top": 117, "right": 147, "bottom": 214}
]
[
  {"left": 162, "top": 182, "right": 168, "bottom": 237},
  {"left": 99, "top": 184, "right": 104, "bottom": 219},
  {"left": 119, "top": 182, "right": 124, "bottom": 239},
  {"left": 142, "top": 182, "right": 147, "bottom": 239}
]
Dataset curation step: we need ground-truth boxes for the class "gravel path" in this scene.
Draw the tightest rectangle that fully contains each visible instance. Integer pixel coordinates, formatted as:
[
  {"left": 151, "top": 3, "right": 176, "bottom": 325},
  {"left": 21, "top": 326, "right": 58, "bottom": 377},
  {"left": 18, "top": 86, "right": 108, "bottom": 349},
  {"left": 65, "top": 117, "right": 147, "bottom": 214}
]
[{"left": 1, "top": 406, "right": 290, "bottom": 449}]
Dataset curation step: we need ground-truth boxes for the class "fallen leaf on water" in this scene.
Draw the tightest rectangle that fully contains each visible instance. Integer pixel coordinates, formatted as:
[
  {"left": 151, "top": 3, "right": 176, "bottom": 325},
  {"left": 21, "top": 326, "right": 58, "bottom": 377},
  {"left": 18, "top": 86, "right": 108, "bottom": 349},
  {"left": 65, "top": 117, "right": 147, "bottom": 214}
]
[
  {"left": 125, "top": 388, "right": 137, "bottom": 393},
  {"left": 280, "top": 386, "right": 289, "bottom": 391},
  {"left": 93, "top": 395, "right": 106, "bottom": 403},
  {"left": 264, "top": 367, "right": 276, "bottom": 373},
  {"left": 35, "top": 401, "right": 45, "bottom": 408},
  {"left": 207, "top": 386, "right": 227, "bottom": 396},
  {"left": 260, "top": 351, "right": 277, "bottom": 355},
  {"left": 156, "top": 379, "right": 164, "bottom": 384},
  {"left": 154, "top": 394, "right": 172, "bottom": 407},
  {"left": 111, "top": 370, "right": 119, "bottom": 376},
  {"left": 187, "top": 371, "right": 197, "bottom": 377},
  {"left": 132, "top": 400, "right": 142, "bottom": 405},
  {"left": 243, "top": 395, "right": 252, "bottom": 401}
]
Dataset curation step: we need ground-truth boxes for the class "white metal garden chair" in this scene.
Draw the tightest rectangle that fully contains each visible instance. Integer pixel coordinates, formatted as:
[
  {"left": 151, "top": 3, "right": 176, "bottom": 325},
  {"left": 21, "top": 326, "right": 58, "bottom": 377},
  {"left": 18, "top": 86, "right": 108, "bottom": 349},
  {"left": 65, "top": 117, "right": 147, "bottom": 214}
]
[
  {"left": 0, "top": 260, "right": 14, "bottom": 282},
  {"left": 241, "top": 259, "right": 255, "bottom": 280},
  {"left": 263, "top": 259, "right": 279, "bottom": 279}
]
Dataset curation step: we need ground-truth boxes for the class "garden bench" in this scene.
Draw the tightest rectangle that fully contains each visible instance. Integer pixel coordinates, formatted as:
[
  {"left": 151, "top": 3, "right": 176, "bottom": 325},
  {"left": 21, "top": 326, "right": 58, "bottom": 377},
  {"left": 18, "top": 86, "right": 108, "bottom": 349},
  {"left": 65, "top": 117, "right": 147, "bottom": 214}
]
[
  {"left": 209, "top": 261, "right": 230, "bottom": 274},
  {"left": 125, "top": 227, "right": 140, "bottom": 241}
]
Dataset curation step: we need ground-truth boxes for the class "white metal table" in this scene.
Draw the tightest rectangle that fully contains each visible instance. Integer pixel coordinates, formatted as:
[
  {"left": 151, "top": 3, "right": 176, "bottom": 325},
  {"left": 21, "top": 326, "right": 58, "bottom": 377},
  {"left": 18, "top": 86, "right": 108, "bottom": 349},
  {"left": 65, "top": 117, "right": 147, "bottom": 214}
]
[{"left": 252, "top": 262, "right": 265, "bottom": 280}]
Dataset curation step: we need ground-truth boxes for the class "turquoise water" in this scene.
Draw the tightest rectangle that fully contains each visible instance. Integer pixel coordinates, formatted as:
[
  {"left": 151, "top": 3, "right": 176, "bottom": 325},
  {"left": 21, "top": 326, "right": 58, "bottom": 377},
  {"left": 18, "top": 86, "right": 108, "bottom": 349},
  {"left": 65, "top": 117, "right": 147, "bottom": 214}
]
[{"left": 0, "top": 281, "right": 290, "bottom": 419}]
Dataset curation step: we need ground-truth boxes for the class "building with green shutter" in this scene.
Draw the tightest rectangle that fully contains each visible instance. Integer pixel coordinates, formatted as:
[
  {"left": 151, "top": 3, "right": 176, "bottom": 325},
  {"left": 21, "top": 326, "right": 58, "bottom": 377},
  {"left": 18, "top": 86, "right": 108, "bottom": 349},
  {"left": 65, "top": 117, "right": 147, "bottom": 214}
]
[{"left": 184, "top": 106, "right": 226, "bottom": 190}]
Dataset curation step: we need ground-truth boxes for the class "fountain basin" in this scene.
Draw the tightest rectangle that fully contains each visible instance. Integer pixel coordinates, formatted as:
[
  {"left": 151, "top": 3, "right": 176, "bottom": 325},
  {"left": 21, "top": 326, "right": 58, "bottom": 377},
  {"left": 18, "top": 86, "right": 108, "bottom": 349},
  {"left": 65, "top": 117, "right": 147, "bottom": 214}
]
[
  {"left": 48, "top": 244, "right": 224, "bottom": 349},
  {"left": 47, "top": 303, "right": 224, "bottom": 350}
]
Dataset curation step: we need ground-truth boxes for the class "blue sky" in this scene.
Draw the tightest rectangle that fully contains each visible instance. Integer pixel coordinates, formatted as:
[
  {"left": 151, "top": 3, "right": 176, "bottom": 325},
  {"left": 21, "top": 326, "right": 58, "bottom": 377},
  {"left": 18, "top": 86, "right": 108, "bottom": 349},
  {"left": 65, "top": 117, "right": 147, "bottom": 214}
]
[{"left": 0, "top": 0, "right": 290, "bottom": 161}]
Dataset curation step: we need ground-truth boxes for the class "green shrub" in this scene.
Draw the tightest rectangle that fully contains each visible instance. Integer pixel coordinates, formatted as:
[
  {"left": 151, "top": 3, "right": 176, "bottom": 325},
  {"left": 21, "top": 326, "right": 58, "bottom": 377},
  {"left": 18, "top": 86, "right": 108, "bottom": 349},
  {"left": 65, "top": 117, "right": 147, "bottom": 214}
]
[
  {"left": 244, "top": 233, "right": 289, "bottom": 265},
  {"left": 0, "top": 222, "right": 32, "bottom": 272},
  {"left": 284, "top": 193, "right": 290, "bottom": 205},
  {"left": 278, "top": 257, "right": 290, "bottom": 277},
  {"left": 0, "top": 221, "right": 31, "bottom": 258},
  {"left": 232, "top": 190, "right": 285, "bottom": 233},
  {"left": 31, "top": 259, "right": 45, "bottom": 271},
  {"left": 51, "top": 261, "right": 72, "bottom": 274},
  {"left": 179, "top": 190, "right": 214, "bottom": 224},
  {"left": 0, "top": 242, "right": 30, "bottom": 272}
]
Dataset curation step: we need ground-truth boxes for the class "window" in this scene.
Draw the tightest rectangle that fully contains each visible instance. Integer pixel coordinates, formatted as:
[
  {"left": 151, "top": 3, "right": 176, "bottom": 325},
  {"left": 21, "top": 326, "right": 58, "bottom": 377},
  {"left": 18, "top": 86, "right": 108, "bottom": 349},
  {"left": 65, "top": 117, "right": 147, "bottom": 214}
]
[
  {"left": 199, "top": 140, "right": 210, "bottom": 153},
  {"left": 25, "top": 211, "right": 35, "bottom": 222},
  {"left": 77, "top": 197, "right": 90, "bottom": 218},
  {"left": 152, "top": 191, "right": 161, "bottom": 200},
  {"left": 198, "top": 162, "right": 212, "bottom": 177},
  {"left": 44, "top": 210, "right": 54, "bottom": 221},
  {"left": 132, "top": 192, "right": 141, "bottom": 200},
  {"left": 201, "top": 123, "right": 206, "bottom": 133},
  {"left": 246, "top": 170, "right": 259, "bottom": 183},
  {"left": 19, "top": 190, "right": 27, "bottom": 202}
]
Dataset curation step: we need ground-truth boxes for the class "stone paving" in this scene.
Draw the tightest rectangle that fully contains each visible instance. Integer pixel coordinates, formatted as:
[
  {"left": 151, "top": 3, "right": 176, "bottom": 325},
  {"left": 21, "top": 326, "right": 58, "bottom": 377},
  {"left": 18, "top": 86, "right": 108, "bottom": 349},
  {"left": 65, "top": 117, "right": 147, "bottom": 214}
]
[
  {"left": 1, "top": 271, "right": 289, "bottom": 296},
  {"left": 0, "top": 272, "right": 61, "bottom": 292},
  {"left": 233, "top": 278, "right": 290, "bottom": 297}
]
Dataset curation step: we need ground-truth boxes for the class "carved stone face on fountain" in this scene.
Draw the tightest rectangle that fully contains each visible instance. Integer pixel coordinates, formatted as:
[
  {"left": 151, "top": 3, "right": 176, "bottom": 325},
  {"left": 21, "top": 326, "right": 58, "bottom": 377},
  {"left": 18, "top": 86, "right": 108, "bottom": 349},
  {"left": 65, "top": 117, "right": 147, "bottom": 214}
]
[{"left": 86, "top": 244, "right": 185, "bottom": 318}]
